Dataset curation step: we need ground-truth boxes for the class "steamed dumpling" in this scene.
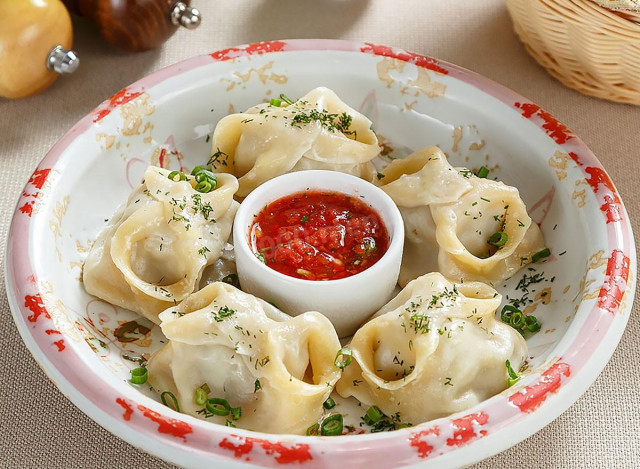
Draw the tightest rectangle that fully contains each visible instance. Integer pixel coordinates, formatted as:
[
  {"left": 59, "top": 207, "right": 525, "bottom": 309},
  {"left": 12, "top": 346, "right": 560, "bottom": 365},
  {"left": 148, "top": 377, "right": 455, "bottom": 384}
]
[
  {"left": 428, "top": 176, "right": 545, "bottom": 282},
  {"left": 147, "top": 282, "right": 342, "bottom": 435},
  {"left": 209, "top": 87, "right": 381, "bottom": 196},
  {"left": 378, "top": 146, "right": 545, "bottom": 285},
  {"left": 83, "top": 166, "right": 239, "bottom": 323},
  {"left": 336, "top": 272, "right": 527, "bottom": 423},
  {"left": 377, "top": 146, "right": 472, "bottom": 207}
]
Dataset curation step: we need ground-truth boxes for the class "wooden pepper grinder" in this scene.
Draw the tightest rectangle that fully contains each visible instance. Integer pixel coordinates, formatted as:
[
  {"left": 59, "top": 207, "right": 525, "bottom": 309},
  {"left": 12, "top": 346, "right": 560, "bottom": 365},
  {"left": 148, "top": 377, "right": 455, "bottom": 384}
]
[
  {"left": 62, "top": 0, "right": 202, "bottom": 52},
  {"left": 0, "top": 0, "right": 79, "bottom": 99}
]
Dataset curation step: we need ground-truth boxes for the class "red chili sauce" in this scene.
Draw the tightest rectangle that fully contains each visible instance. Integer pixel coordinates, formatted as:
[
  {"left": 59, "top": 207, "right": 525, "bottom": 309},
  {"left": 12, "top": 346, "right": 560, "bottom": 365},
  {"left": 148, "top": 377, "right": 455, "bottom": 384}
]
[{"left": 250, "top": 190, "right": 390, "bottom": 281}]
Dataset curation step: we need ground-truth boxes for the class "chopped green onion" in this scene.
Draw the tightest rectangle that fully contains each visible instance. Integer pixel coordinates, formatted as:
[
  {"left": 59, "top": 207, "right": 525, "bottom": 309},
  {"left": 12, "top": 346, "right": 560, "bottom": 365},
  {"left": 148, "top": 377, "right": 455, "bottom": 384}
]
[
  {"left": 334, "top": 348, "right": 353, "bottom": 370},
  {"left": 130, "top": 367, "right": 147, "bottom": 385},
  {"left": 161, "top": 391, "right": 180, "bottom": 412},
  {"left": 364, "top": 406, "right": 384, "bottom": 425},
  {"left": 280, "top": 93, "right": 294, "bottom": 105},
  {"left": 476, "top": 166, "right": 490, "bottom": 178},
  {"left": 191, "top": 167, "right": 218, "bottom": 191},
  {"left": 306, "top": 423, "right": 320, "bottom": 436},
  {"left": 525, "top": 315, "right": 542, "bottom": 332},
  {"left": 320, "top": 414, "right": 343, "bottom": 436},
  {"left": 323, "top": 397, "right": 336, "bottom": 410},
  {"left": 207, "top": 177, "right": 218, "bottom": 190},
  {"left": 270, "top": 98, "right": 282, "bottom": 107},
  {"left": 222, "top": 273, "right": 240, "bottom": 288},
  {"left": 194, "top": 168, "right": 216, "bottom": 181},
  {"left": 225, "top": 420, "right": 236, "bottom": 427},
  {"left": 254, "top": 379, "right": 262, "bottom": 392},
  {"left": 505, "top": 360, "right": 521, "bottom": 387},
  {"left": 201, "top": 383, "right": 211, "bottom": 394},
  {"left": 502, "top": 306, "right": 542, "bottom": 335},
  {"left": 255, "top": 252, "right": 266, "bottom": 263},
  {"left": 205, "top": 397, "right": 231, "bottom": 416},
  {"left": 168, "top": 171, "right": 186, "bottom": 182},
  {"left": 488, "top": 231, "right": 508, "bottom": 247},
  {"left": 500, "top": 305, "right": 521, "bottom": 323},
  {"left": 194, "top": 386, "right": 208, "bottom": 406},
  {"left": 532, "top": 248, "right": 551, "bottom": 263},
  {"left": 230, "top": 406, "right": 242, "bottom": 420},
  {"left": 195, "top": 181, "right": 212, "bottom": 193},
  {"left": 510, "top": 311, "right": 525, "bottom": 329}
]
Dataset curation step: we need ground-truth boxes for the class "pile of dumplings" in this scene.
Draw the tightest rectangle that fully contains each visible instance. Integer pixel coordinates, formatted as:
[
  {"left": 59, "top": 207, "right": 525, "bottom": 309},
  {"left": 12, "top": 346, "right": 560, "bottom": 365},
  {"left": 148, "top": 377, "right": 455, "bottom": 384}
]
[{"left": 83, "top": 87, "right": 544, "bottom": 435}]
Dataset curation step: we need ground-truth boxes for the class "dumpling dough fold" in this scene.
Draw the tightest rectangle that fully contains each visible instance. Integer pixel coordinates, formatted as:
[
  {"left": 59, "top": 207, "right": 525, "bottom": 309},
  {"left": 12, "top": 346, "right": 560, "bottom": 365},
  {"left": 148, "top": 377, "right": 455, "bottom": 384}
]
[
  {"left": 336, "top": 272, "right": 527, "bottom": 424},
  {"left": 209, "top": 87, "right": 381, "bottom": 196},
  {"left": 379, "top": 146, "right": 545, "bottom": 285},
  {"left": 147, "top": 283, "right": 342, "bottom": 435},
  {"left": 83, "top": 166, "right": 239, "bottom": 323}
]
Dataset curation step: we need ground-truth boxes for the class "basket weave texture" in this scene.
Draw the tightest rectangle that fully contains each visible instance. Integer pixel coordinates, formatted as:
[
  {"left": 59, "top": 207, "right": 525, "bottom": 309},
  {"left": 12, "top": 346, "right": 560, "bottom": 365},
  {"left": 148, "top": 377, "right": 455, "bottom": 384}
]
[{"left": 504, "top": 0, "right": 640, "bottom": 105}]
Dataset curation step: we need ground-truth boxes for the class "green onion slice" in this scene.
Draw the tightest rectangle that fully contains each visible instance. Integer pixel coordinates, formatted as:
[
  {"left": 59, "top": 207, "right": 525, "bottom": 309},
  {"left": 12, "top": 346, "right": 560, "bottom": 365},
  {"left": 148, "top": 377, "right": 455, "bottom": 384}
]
[
  {"left": 194, "top": 386, "right": 208, "bottom": 406},
  {"left": 161, "top": 391, "right": 180, "bottom": 412},
  {"left": 365, "top": 405, "right": 384, "bottom": 424},
  {"left": 194, "top": 173, "right": 207, "bottom": 183},
  {"left": 505, "top": 360, "right": 521, "bottom": 387},
  {"left": 130, "top": 367, "right": 147, "bottom": 385},
  {"left": 225, "top": 420, "right": 236, "bottom": 427},
  {"left": 168, "top": 171, "right": 187, "bottom": 182},
  {"left": 195, "top": 181, "right": 212, "bottom": 193},
  {"left": 255, "top": 252, "right": 266, "bottom": 263},
  {"left": 320, "top": 414, "right": 343, "bottom": 436},
  {"left": 532, "top": 248, "right": 551, "bottom": 263},
  {"left": 230, "top": 406, "right": 242, "bottom": 420},
  {"left": 191, "top": 168, "right": 218, "bottom": 191},
  {"left": 270, "top": 98, "right": 282, "bottom": 107},
  {"left": 280, "top": 93, "right": 294, "bottom": 105},
  {"left": 205, "top": 397, "right": 231, "bottom": 416},
  {"left": 510, "top": 311, "right": 525, "bottom": 329},
  {"left": 194, "top": 168, "right": 216, "bottom": 181},
  {"left": 525, "top": 315, "right": 542, "bottom": 332},
  {"left": 191, "top": 166, "right": 207, "bottom": 175},
  {"left": 334, "top": 348, "right": 353, "bottom": 370},
  {"left": 488, "top": 231, "right": 508, "bottom": 247},
  {"left": 476, "top": 166, "right": 490, "bottom": 178},
  {"left": 363, "top": 415, "right": 375, "bottom": 426},
  {"left": 500, "top": 305, "right": 521, "bottom": 323},
  {"left": 306, "top": 423, "right": 320, "bottom": 436},
  {"left": 323, "top": 397, "right": 336, "bottom": 410}
]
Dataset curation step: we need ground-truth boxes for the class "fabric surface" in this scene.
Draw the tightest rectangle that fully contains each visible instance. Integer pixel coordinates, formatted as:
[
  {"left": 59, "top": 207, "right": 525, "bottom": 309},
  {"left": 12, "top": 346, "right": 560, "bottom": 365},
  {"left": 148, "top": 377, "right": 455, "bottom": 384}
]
[{"left": 1, "top": 1, "right": 638, "bottom": 467}]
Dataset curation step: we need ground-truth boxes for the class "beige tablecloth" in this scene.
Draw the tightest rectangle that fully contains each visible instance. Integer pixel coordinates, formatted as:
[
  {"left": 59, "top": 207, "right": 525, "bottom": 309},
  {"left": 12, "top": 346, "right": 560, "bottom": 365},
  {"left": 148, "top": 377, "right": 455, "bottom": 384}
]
[{"left": 1, "top": 1, "right": 638, "bottom": 467}]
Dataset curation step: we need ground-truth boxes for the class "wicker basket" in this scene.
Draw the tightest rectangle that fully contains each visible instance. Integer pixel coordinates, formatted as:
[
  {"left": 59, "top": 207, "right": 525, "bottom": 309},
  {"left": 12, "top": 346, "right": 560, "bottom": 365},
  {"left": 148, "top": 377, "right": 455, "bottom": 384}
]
[{"left": 504, "top": 0, "right": 640, "bottom": 105}]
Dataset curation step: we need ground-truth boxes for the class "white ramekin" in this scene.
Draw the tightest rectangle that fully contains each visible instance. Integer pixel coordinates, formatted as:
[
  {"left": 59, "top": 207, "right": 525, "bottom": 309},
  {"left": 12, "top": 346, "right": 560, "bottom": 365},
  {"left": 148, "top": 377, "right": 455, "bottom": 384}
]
[{"left": 233, "top": 170, "right": 404, "bottom": 338}]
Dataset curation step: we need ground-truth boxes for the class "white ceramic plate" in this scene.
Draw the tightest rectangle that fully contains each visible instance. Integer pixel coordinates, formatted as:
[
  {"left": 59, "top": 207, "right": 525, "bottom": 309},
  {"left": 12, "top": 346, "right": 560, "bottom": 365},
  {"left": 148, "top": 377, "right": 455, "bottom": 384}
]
[{"left": 6, "top": 40, "right": 636, "bottom": 468}]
